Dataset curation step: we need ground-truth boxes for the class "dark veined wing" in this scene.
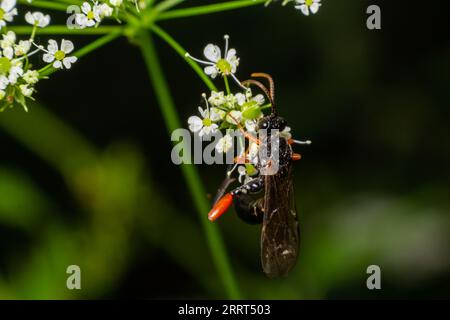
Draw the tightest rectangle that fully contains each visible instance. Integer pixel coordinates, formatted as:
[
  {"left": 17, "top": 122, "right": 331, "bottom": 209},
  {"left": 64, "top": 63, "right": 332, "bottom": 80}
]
[{"left": 261, "top": 163, "right": 299, "bottom": 278}]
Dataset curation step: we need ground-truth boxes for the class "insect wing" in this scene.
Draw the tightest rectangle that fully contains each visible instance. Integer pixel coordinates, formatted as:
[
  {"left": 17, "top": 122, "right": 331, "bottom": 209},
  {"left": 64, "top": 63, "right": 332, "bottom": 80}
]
[{"left": 261, "top": 163, "right": 299, "bottom": 278}]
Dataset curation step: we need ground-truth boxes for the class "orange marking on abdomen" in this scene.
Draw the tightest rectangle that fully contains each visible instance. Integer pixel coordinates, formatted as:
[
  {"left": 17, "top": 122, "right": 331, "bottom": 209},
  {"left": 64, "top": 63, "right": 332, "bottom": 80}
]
[{"left": 208, "top": 193, "right": 234, "bottom": 222}]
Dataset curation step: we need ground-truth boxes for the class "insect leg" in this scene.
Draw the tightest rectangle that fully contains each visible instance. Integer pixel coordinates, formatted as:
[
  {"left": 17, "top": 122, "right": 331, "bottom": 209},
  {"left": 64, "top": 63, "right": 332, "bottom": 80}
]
[
  {"left": 231, "top": 176, "right": 265, "bottom": 196},
  {"left": 208, "top": 176, "right": 265, "bottom": 222},
  {"left": 234, "top": 194, "right": 265, "bottom": 224}
]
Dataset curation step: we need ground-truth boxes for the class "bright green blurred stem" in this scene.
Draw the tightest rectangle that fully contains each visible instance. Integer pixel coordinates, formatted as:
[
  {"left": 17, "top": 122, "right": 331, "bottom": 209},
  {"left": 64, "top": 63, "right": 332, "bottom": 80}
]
[
  {"left": 11, "top": 26, "right": 122, "bottom": 35},
  {"left": 150, "top": 25, "right": 217, "bottom": 91},
  {"left": 39, "top": 29, "right": 123, "bottom": 77},
  {"left": 153, "top": 0, "right": 187, "bottom": 13},
  {"left": 139, "top": 30, "right": 241, "bottom": 299},
  {"left": 157, "top": 0, "right": 267, "bottom": 20},
  {"left": 17, "top": 0, "right": 68, "bottom": 11},
  {"left": 54, "top": 0, "right": 82, "bottom": 4},
  {"left": 18, "top": 0, "right": 267, "bottom": 22}
]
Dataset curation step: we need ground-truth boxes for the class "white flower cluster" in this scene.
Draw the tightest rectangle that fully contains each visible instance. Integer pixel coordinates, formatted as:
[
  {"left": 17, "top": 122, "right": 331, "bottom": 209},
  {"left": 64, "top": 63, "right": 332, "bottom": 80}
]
[
  {"left": 266, "top": 0, "right": 322, "bottom": 16},
  {"left": 185, "top": 35, "right": 292, "bottom": 184},
  {"left": 0, "top": 0, "right": 77, "bottom": 112},
  {"left": 73, "top": 0, "right": 147, "bottom": 28}
]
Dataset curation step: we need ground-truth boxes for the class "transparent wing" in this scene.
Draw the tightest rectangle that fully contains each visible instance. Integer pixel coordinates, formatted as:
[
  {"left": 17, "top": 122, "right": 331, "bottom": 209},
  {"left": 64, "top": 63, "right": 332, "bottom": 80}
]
[{"left": 261, "top": 163, "right": 299, "bottom": 278}]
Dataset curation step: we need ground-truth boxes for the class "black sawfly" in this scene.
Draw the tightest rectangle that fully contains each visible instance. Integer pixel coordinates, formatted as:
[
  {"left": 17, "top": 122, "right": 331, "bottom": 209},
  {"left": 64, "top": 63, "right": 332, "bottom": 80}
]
[{"left": 208, "top": 73, "right": 311, "bottom": 278}]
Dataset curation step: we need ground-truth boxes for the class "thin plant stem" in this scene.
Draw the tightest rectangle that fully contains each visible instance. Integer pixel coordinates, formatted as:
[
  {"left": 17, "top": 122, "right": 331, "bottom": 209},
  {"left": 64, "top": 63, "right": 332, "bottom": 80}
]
[
  {"left": 54, "top": 0, "right": 83, "bottom": 5},
  {"left": 153, "top": 0, "right": 188, "bottom": 13},
  {"left": 224, "top": 76, "right": 231, "bottom": 95},
  {"left": 17, "top": 0, "right": 68, "bottom": 11},
  {"left": 150, "top": 25, "right": 217, "bottom": 92},
  {"left": 139, "top": 30, "right": 241, "bottom": 299},
  {"left": 11, "top": 26, "right": 122, "bottom": 35},
  {"left": 40, "top": 29, "right": 123, "bottom": 77},
  {"left": 157, "top": 0, "right": 267, "bottom": 21}
]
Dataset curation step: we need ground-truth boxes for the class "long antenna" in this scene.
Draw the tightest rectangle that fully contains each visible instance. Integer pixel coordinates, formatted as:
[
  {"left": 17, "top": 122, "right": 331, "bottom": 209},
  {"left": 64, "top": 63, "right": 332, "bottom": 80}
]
[
  {"left": 241, "top": 79, "right": 275, "bottom": 113},
  {"left": 250, "top": 73, "right": 275, "bottom": 106}
]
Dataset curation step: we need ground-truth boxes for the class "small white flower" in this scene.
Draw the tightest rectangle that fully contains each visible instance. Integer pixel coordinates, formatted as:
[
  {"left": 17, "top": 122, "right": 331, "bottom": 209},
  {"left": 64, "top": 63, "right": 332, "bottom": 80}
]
[
  {"left": 208, "top": 91, "right": 226, "bottom": 107},
  {"left": 0, "top": 75, "right": 9, "bottom": 89},
  {"left": 245, "top": 119, "right": 258, "bottom": 133},
  {"left": 236, "top": 92, "right": 265, "bottom": 108},
  {"left": 0, "top": 0, "right": 18, "bottom": 30},
  {"left": 109, "top": 0, "right": 123, "bottom": 7},
  {"left": 8, "top": 61, "right": 23, "bottom": 84},
  {"left": 25, "top": 11, "right": 51, "bottom": 27},
  {"left": 98, "top": 3, "right": 113, "bottom": 17},
  {"left": 19, "top": 84, "right": 33, "bottom": 97},
  {"left": 22, "top": 69, "right": 39, "bottom": 84},
  {"left": 235, "top": 92, "right": 246, "bottom": 106},
  {"left": 188, "top": 106, "right": 220, "bottom": 137},
  {"left": 0, "top": 30, "right": 15, "bottom": 50},
  {"left": 280, "top": 126, "right": 292, "bottom": 140},
  {"left": 225, "top": 110, "right": 242, "bottom": 125},
  {"left": 14, "top": 40, "right": 31, "bottom": 56},
  {"left": 76, "top": 2, "right": 101, "bottom": 28},
  {"left": 42, "top": 39, "right": 77, "bottom": 69},
  {"left": 186, "top": 35, "right": 241, "bottom": 85},
  {"left": 216, "top": 134, "right": 233, "bottom": 153},
  {"left": 211, "top": 107, "right": 226, "bottom": 120},
  {"left": 295, "top": 0, "right": 321, "bottom": 16}
]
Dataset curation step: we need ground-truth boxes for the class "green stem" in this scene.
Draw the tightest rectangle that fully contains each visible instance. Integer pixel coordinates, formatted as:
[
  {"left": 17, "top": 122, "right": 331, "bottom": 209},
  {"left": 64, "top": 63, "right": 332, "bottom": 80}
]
[
  {"left": 38, "top": 64, "right": 53, "bottom": 75},
  {"left": 17, "top": 0, "right": 68, "bottom": 11},
  {"left": 11, "top": 26, "right": 122, "bottom": 35},
  {"left": 40, "top": 29, "right": 123, "bottom": 77},
  {"left": 30, "top": 25, "right": 38, "bottom": 41},
  {"left": 157, "top": 0, "right": 266, "bottom": 21},
  {"left": 54, "top": 0, "right": 83, "bottom": 5},
  {"left": 153, "top": 0, "right": 187, "bottom": 13},
  {"left": 139, "top": 30, "right": 241, "bottom": 299},
  {"left": 224, "top": 76, "right": 231, "bottom": 95},
  {"left": 150, "top": 25, "right": 217, "bottom": 92}
]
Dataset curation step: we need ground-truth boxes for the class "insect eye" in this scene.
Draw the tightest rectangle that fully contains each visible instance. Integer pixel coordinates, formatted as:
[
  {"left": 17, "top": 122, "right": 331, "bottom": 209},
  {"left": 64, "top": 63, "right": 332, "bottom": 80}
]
[
  {"left": 258, "top": 118, "right": 269, "bottom": 130},
  {"left": 278, "top": 118, "right": 287, "bottom": 131}
]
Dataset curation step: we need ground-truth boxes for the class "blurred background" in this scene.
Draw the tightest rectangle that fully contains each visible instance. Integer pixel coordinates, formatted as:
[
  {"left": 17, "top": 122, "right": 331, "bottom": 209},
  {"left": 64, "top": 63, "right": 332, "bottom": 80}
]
[{"left": 0, "top": 0, "right": 449, "bottom": 299}]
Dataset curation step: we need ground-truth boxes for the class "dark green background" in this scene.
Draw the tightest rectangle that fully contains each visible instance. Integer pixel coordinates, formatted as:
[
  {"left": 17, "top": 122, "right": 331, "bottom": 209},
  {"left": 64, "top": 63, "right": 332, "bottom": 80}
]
[{"left": 0, "top": 0, "right": 449, "bottom": 298}]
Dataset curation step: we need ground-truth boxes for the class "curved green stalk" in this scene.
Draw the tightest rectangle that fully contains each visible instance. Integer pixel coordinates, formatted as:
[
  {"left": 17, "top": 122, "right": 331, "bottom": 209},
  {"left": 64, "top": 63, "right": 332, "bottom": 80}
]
[
  {"left": 54, "top": 0, "right": 83, "bottom": 5},
  {"left": 11, "top": 26, "right": 122, "bottom": 35},
  {"left": 18, "top": 0, "right": 68, "bottom": 11},
  {"left": 157, "top": 0, "right": 267, "bottom": 21},
  {"left": 150, "top": 25, "right": 217, "bottom": 92},
  {"left": 139, "top": 30, "right": 241, "bottom": 299},
  {"left": 153, "top": 0, "right": 188, "bottom": 13},
  {"left": 224, "top": 76, "right": 231, "bottom": 95}
]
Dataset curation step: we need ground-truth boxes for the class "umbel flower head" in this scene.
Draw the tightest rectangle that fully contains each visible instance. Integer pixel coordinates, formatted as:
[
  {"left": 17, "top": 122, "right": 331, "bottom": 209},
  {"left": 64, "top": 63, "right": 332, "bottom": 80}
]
[
  {"left": 0, "top": 7, "right": 78, "bottom": 112},
  {"left": 187, "top": 94, "right": 220, "bottom": 137},
  {"left": 25, "top": 11, "right": 50, "bottom": 27},
  {"left": 68, "top": 0, "right": 147, "bottom": 29}
]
